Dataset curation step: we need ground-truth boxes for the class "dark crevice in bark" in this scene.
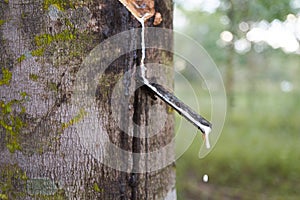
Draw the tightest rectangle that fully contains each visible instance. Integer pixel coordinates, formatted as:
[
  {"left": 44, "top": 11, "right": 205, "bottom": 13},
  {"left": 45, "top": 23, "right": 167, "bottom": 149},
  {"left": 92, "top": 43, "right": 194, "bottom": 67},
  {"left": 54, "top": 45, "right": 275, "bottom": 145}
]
[
  {"left": 144, "top": 95, "right": 149, "bottom": 199},
  {"left": 130, "top": 87, "right": 142, "bottom": 200},
  {"left": 129, "top": 44, "right": 147, "bottom": 198},
  {"left": 119, "top": 68, "right": 131, "bottom": 199}
]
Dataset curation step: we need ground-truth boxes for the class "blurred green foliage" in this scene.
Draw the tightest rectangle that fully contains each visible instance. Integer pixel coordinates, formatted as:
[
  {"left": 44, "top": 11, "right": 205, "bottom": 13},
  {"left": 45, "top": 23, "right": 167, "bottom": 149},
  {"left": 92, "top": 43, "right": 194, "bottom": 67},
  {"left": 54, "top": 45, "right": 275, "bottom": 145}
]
[
  {"left": 174, "top": 0, "right": 300, "bottom": 199},
  {"left": 175, "top": 89, "right": 300, "bottom": 199},
  {"left": 220, "top": 0, "right": 297, "bottom": 21}
]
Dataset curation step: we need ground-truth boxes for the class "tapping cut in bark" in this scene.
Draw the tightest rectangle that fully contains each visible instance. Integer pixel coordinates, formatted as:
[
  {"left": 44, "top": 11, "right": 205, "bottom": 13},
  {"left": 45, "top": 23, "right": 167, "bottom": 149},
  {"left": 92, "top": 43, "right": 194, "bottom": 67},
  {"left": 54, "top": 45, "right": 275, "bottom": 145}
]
[
  {"left": 119, "top": 0, "right": 213, "bottom": 149},
  {"left": 118, "top": 0, "right": 155, "bottom": 21}
]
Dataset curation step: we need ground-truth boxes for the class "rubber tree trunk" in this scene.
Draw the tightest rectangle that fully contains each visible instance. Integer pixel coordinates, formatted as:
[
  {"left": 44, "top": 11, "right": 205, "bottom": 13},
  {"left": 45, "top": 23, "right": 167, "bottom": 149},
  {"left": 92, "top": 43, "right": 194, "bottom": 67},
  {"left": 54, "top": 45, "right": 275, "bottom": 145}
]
[{"left": 0, "top": 0, "right": 175, "bottom": 199}]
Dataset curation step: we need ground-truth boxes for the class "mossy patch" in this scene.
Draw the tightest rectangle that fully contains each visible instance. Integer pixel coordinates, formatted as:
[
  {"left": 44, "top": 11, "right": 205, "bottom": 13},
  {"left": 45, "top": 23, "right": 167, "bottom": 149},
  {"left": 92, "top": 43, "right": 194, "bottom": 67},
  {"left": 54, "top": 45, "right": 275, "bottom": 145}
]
[
  {"left": 34, "top": 33, "right": 53, "bottom": 47},
  {"left": 61, "top": 108, "right": 87, "bottom": 129},
  {"left": 0, "top": 20, "right": 5, "bottom": 26},
  {"left": 29, "top": 73, "right": 39, "bottom": 81},
  {"left": 0, "top": 92, "right": 28, "bottom": 153},
  {"left": 0, "top": 164, "right": 28, "bottom": 199},
  {"left": 33, "top": 29, "right": 75, "bottom": 51},
  {"left": 33, "top": 29, "right": 76, "bottom": 59},
  {"left": 43, "top": 0, "right": 72, "bottom": 11},
  {"left": 0, "top": 68, "right": 12, "bottom": 86},
  {"left": 31, "top": 48, "right": 45, "bottom": 57},
  {"left": 30, "top": 4, "right": 95, "bottom": 66},
  {"left": 16, "top": 54, "right": 26, "bottom": 63},
  {"left": 93, "top": 183, "right": 104, "bottom": 193},
  {"left": 43, "top": 0, "right": 92, "bottom": 10},
  {"left": 0, "top": 193, "right": 8, "bottom": 200},
  {"left": 47, "top": 81, "right": 58, "bottom": 91}
]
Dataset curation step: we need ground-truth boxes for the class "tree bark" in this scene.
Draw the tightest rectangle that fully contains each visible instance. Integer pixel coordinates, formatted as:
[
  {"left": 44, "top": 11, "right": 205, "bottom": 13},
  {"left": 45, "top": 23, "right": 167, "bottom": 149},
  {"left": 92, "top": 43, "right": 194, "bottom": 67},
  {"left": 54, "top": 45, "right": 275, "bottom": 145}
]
[{"left": 0, "top": 0, "right": 175, "bottom": 199}]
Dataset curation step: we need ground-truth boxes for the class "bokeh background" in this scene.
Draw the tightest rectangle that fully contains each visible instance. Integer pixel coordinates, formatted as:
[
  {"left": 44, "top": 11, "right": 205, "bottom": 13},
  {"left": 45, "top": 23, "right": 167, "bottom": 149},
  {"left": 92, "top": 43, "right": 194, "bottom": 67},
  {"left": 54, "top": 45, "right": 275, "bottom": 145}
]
[{"left": 173, "top": 0, "right": 300, "bottom": 199}]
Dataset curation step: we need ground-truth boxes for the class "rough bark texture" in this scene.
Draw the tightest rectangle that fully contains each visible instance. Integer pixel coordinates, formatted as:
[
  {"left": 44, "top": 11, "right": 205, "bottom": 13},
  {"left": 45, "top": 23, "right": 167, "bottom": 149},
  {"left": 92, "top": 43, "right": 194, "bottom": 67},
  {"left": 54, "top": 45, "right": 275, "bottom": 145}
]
[{"left": 0, "top": 0, "right": 175, "bottom": 199}]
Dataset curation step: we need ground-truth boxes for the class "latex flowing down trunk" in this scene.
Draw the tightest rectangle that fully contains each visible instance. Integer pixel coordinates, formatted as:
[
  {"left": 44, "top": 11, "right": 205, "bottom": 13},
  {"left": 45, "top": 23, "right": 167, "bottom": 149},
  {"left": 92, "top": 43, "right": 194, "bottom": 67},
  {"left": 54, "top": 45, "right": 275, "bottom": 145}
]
[{"left": 0, "top": 0, "right": 175, "bottom": 199}]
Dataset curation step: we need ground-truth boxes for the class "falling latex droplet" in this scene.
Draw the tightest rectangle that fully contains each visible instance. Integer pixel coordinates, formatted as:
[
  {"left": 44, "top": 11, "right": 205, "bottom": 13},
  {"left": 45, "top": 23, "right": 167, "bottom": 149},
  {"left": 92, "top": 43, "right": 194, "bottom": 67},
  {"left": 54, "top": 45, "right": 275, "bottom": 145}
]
[{"left": 202, "top": 174, "right": 209, "bottom": 183}]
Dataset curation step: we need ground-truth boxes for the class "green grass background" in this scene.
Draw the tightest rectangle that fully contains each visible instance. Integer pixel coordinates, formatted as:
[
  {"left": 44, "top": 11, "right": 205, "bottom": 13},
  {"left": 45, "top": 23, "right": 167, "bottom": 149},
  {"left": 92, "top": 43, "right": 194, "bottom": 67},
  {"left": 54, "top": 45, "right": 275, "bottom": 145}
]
[{"left": 175, "top": 81, "right": 300, "bottom": 199}]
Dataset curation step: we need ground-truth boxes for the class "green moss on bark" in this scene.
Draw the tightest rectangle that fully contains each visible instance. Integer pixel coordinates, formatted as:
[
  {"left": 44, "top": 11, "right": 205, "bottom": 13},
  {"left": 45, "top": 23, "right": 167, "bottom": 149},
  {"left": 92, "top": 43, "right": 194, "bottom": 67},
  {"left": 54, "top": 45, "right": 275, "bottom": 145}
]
[
  {"left": 16, "top": 54, "right": 26, "bottom": 63},
  {"left": 61, "top": 108, "right": 87, "bottom": 130},
  {"left": 0, "top": 93, "right": 27, "bottom": 153},
  {"left": 0, "top": 20, "right": 5, "bottom": 26},
  {"left": 29, "top": 73, "right": 40, "bottom": 81},
  {"left": 0, "top": 68, "right": 12, "bottom": 86},
  {"left": 43, "top": 0, "right": 72, "bottom": 10},
  {"left": 93, "top": 183, "right": 104, "bottom": 193},
  {"left": 34, "top": 30, "right": 75, "bottom": 48},
  {"left": 0, "top": 164, "right": 28, "bottom": 199}
]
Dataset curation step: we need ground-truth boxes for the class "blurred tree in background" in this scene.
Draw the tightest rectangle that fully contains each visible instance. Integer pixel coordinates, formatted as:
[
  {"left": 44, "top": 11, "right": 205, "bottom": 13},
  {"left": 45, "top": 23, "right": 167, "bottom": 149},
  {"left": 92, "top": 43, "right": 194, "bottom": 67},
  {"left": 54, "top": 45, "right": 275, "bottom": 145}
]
[
  {"left": 174, "top": 0, "right": 300, "bottom": 199},
  {"left": 175, "top": 0, "right": 300, "bottom": 108}
]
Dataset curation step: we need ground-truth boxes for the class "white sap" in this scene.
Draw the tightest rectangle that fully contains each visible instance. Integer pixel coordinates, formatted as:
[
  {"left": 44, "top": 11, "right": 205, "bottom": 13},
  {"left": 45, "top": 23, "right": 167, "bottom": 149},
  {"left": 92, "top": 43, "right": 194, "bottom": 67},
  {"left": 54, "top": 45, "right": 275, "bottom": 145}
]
[
  {"left": 137, "top": 14, "right": 211, "bottom": 150},
  {"left": 137, "top": 14, "right": 151, "bottom": 80},
  {"left": 204, "top": 129, "right": 211, "bottom": 149}
]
